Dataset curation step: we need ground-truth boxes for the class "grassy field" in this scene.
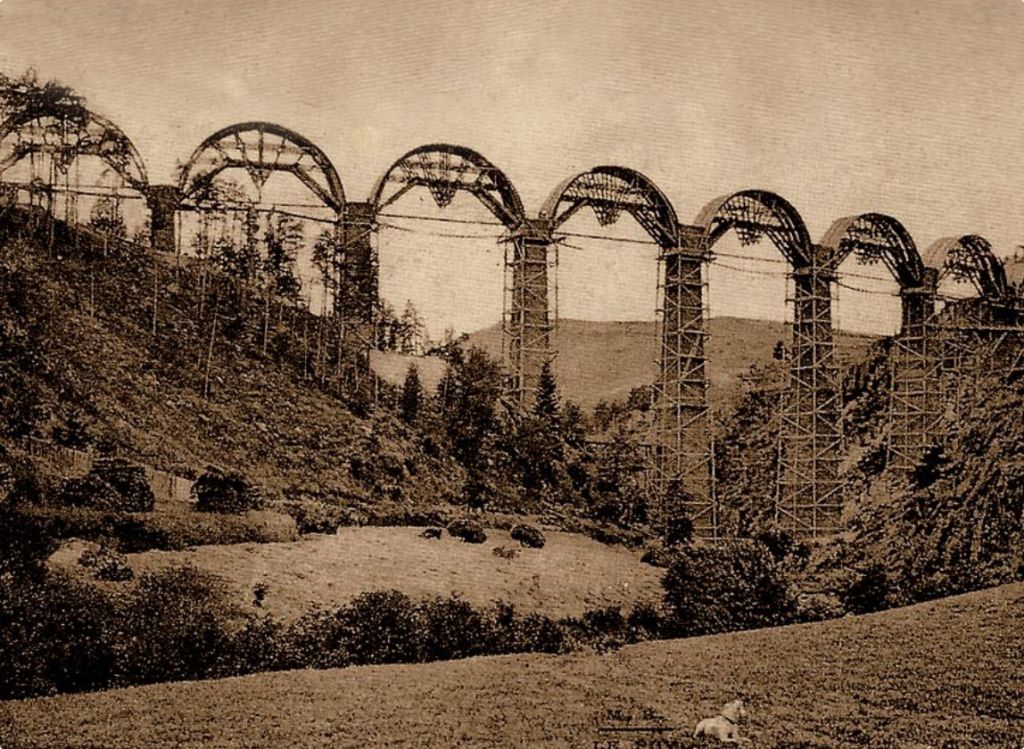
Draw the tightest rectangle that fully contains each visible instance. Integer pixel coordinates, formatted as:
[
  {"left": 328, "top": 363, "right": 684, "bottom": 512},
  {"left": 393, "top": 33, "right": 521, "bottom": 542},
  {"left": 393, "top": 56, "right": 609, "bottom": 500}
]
[
  {"left": 115, "top": 526, "right": 662, "bottom": 619},
  {"left": 4, "top": 583, "right": 1021, "bottom": 748}
]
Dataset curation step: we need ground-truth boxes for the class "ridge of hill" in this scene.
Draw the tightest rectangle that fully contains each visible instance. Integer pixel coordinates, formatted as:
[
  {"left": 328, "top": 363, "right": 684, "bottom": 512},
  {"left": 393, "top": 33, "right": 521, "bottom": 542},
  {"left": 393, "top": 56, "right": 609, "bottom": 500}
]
[
  {"left": 6, "top": 582, "right": 1021, "bottom": 748},
  {"left": 463, "top": 318, "right": 876, "bottom": 411}
]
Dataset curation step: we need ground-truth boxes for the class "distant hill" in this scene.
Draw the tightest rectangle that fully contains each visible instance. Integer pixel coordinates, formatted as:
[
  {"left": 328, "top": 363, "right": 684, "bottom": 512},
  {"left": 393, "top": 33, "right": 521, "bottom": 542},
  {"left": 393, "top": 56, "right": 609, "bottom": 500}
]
[{"left": 461, "top": 318, "right": 876, "bottom": 412}]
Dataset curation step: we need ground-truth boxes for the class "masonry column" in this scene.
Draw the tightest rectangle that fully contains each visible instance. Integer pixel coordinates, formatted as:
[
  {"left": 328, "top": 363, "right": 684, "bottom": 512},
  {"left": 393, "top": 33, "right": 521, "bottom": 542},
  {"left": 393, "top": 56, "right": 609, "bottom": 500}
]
[
  {"left": 339, "top": 202, "right": 377, "bottom": 388},
  {"left": 780, "top": 248, "right": 841, "bottom": 537},
  {"left": 146, "top": 185, "right": 180, "bottom": 253},
  {"left": 656, "top": 225, "right": 714, "bottom": 538},
  {"left": 505, "top": 219, "right": 552, "bottom": 405},
  {"left": 889, "top": 268, "right": 939, "bottom": 471}
]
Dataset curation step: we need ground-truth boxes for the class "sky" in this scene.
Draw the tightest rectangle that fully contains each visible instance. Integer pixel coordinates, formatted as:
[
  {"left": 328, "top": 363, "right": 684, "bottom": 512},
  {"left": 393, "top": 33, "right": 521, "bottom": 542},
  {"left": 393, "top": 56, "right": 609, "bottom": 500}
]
[{"left": 1, "top": 0, "right": 1023, "bottom": 337}]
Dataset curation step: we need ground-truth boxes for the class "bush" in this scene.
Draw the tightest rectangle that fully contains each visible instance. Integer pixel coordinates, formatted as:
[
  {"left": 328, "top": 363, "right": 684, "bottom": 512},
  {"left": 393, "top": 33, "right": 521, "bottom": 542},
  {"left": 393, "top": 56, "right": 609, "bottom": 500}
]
[
  {"left": 55, "top": 474, "right": 122, "bottom": 510},
  {"left": 510, "top": 523, "right": 546, "bottom": 549},
  {"left": 640, "top": 544, "right": 674, "bottom": 568},
  {"left": 482, "top": 601, "right": 566, "bottom": 655},
  {"left": 79, "top": 545, "right": 134, "bottom": 581},
  {"left": 90, "top": 458, "right": 155, "bottom": 512},
  {"left": 335, "top": 590, "right": 424, "bottom": 666},
  {"left": 1, "top": 449, "right": 59, "bottom": 506},
  {"left": 563, "top": 605, "right": 629, "bottom": 652},
  {"left": 54, "top": 461, "right": 155, "bottom": 513},
  {"left": 222, "top": 615, "right": 284, "bottom": 675},
  {"left": 754, "top": 527, "right": 810, "bottom": 566},
  {"left": 841, "top": 563, "right": 891, "bottom": 615},
  {"left": 665, "top": 515, "right": 694, "bottom": 547},
  {"left": 193, "top": 466, "right": 263, "bottom": 513},
  {"left": 10, "top": 505, "right": 297, "bottom": 554},
  {"left": 277, "top": 499, "right": 345, "bottom": 534},
  {"left": 626, "top": 601, "right": 664, "bottom": 640},
  {"left": 662, "top": 539, "right": 797, "bottom": 637},
  {"left": 795, "top": 592, "right": 847, "bottom": 623},
  {"left": 0, "top": 506, "right": 58, "bottom": 579},
  {"left": 419, "top": 596, "right": 488, "bottom": 661},
  {"left": 1, "top": 567, "right": 606, "bottom": 700},
  {"left": 447, "top": 518, "right": 487, "bottom": 544},
  {"left": 492, "top": 545, "right": 518, "bottom": 559},
  {"left": 0, "top": 573, "right": 117, "bottom": 698},
  {"left": 112, "top": 566, "right": 238, "bottom": 686}
]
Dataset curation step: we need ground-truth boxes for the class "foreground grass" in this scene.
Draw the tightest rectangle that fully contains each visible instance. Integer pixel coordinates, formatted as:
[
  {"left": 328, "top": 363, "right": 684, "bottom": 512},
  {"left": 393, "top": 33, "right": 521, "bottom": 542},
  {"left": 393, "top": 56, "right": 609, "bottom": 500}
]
[
  {"left": 118, "top": 526, "right": 662, "bottom": 619},
  {"left": 3, "top": 583, "right": 1021, "bottom": 749}
]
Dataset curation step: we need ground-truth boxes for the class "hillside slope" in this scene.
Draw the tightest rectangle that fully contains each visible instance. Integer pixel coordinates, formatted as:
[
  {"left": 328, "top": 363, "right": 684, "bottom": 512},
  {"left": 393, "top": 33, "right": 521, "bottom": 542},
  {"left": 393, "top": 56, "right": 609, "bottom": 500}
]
[
  {"left": 84, "top": 526, "right": 661, "bottom": 620},
  {"left": 466, "top": 318, "right": 875, "bottom": 412},
  {"left": 5, "top": 582, "right": 1021, "bottom": 748},
  {"left": 0, "top": 217, "right": 455, "bottom": 506}
]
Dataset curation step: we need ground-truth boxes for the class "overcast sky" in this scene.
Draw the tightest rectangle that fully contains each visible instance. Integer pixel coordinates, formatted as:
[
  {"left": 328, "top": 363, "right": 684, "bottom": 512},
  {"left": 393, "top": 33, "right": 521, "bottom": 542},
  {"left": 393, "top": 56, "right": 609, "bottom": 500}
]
[{"left": 2, "top": 0, "right": 1023, "bottom": 337}]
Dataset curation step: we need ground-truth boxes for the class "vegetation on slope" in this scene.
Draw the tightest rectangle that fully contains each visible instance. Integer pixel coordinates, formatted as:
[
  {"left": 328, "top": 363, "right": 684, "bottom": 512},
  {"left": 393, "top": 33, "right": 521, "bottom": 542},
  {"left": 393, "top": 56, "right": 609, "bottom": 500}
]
[{"left": 5, "top": 581, "right": 1021, "bottom": 748}]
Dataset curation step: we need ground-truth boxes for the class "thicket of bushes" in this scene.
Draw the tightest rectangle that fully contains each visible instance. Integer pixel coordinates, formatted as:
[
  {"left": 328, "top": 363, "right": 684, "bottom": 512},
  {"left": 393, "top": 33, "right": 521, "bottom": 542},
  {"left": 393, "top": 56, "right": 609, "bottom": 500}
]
[
  {"left": 0, "top": 529, "right": 825, "bottom": 700},
  {"left": 4, "top": 505, "right": 298, "bottom": 555},
  {"left": 0, "top": 566, "right": 654, "bottom": 700},
  {"left": 193, "top": 466, "right": 264, "bottom": 513},
  {"left": 661, "top": 539, "right": 797, "bottom": 637}
]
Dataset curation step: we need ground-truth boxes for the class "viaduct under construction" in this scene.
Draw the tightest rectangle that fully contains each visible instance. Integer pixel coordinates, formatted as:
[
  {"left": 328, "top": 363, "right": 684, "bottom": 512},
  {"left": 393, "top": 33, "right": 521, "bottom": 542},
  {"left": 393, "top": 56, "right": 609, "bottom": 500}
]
[{"left": 2, "top": 97, "right": 1021, "bottom": 539}]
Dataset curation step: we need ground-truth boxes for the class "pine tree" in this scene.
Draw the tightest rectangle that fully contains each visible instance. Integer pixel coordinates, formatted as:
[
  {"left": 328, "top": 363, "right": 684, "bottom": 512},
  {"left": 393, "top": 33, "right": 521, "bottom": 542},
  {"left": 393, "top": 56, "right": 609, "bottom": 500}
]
[
  {"left": 398, "top": 299, "right": 425, "bottom": 355},
  {"left": 533, "top": 360, "right": 560, "bottom": 424},
  {"left": 400, "top": 364, "right": 422, "bottom": 424},
  {"left": 263, "top": 214, "right": 303, "bottom": 302}
]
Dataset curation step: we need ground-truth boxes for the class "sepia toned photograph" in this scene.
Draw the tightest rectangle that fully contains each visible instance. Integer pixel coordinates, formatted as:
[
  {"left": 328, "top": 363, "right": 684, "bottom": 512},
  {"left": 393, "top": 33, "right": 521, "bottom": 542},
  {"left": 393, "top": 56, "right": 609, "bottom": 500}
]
[{"left": 0, "top": 0, "right": 1022, "bottom": 746}]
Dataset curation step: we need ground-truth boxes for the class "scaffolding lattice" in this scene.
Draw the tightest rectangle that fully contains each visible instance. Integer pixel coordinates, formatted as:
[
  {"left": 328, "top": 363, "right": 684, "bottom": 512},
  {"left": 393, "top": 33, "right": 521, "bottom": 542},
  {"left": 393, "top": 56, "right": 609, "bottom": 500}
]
[
  {"left": 653, "top": 227, "right": 714, "bottom": 537},
  {"left": 777, "top": 253, "right": 843, "bottom": 536},
  {"left": 937, "top": 300, "right": 1024, "bottom": 427},
  {"left": 887, "top": 277, "right": 942, "bottom": 471},
  {"left": 503, "top": 223, "right": 554, "bottom": 404},
  {"left": 338, "top": 201, "right": 378, "bottom": 390}
]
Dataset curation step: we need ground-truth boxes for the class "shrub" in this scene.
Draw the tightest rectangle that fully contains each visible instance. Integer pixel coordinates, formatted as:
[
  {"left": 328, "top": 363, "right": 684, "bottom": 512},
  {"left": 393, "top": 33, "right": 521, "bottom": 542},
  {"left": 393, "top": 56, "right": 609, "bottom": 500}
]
[
  {"left": 79, "top": 545, "right": 134, "bottom": 581},
  {"left": 419, "top": 596, "right": 488, "bottom": 661},
  {"left": 0, "top": 572, "right": 117, "bottom": 698},
  {"left": 54, "top": 460, "right": 155, "bottom": 513},
  {"left": 277, "top": 499, "right": 345, "bottom": 534},
  {"left": 482, "top": 601, "right": 565, "bottom": 655},
  {"left": 335, "top": 590, "right": 424, "bottom": 666},
  {"left": 112, "top": 566, "right": 238, "bottom": 686},
  {"left": 795, "top": 593, "right": 847, "bottom": 623},
  {"left": 1, "top": 449, "right": 59, "bottom": 506},
  {"left": 665, "top": 515, "right": 694, "bottom": 547},
  {"left": 55, "top": 474, "right": 122, "bottom": 510},
  {"left": 447, "top": 518, "right": 487, "bottom": 544},
  {"left": 10, "top": 505, "right": 297, "bottom": 555},
  {"left": 626, "top": 601, "right": 664, "bottom": 639},
  {"left": 192, "top": 466, "right": 263, "bottom": 513},
  {"left": 662, "top": 539, "right": 797, "bottom": 637},
  {"left": 90, "top": 458, "right": 155, "bottom": 512},
  {"left": 754, "top": 526, "right": 810, "bottom": 566},
  {"left": 281, "top": 609, "right": 351, "bottom": 670},
  {"left": 0, "top": 506, "right": 58, "bottom": 579},
  {"left": 222, "top": 615, "right": 284, "bottom": 675},
  {"left": 563, "top": 605, "right": 629, "bottom": 652},
  {"left": 510, "top": 523, "right": 546, "bottom": 549},
  {"left": 841, "top": 563, "right": 891, "bottom": 614},
  {"left": 640, "top": 544, "right": 674, "bottom": 568},
  {"left": 492, "top": 545, "right": 519, "bottom": 560}
]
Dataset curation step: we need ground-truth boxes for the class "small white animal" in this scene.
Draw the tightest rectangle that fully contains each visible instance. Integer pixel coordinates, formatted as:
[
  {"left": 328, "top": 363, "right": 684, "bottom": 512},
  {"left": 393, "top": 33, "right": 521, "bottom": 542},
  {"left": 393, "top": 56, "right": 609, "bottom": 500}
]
[{"left": 693, "top": 698, "right": 749, "bottom": 743}]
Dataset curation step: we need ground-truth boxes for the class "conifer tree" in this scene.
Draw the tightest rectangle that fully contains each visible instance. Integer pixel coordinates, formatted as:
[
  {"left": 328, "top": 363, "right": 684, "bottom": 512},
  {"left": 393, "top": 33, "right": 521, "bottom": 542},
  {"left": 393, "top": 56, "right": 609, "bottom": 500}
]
[
  {"left": 400, "top": 364, "right": 422, "bottom": 424},
  {"left": 533, "top": 359, "right": 560, "bottom": 426}
]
